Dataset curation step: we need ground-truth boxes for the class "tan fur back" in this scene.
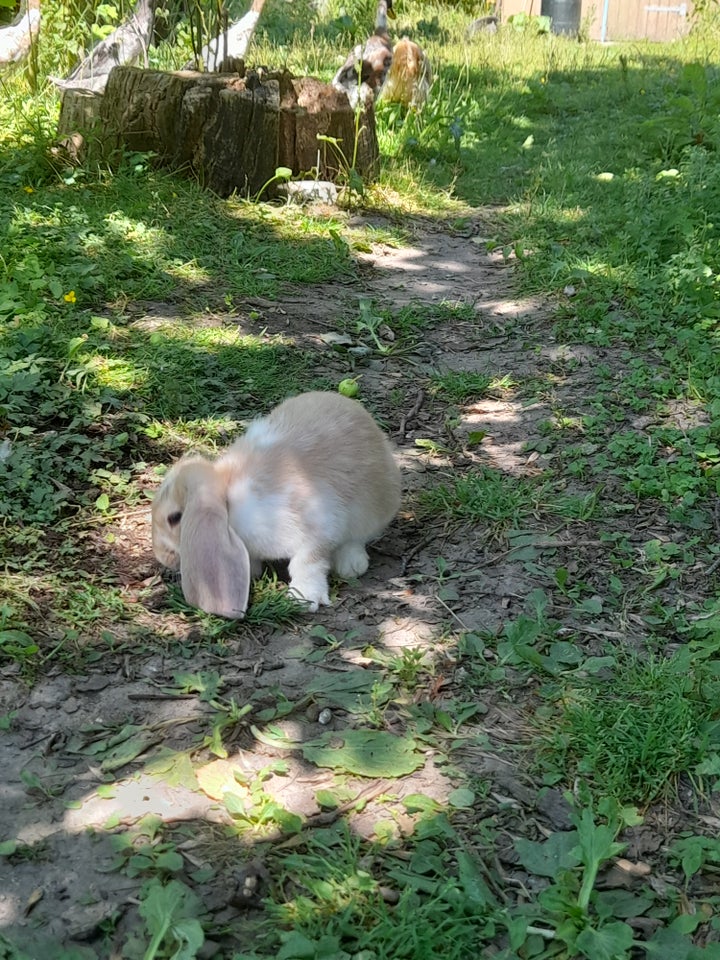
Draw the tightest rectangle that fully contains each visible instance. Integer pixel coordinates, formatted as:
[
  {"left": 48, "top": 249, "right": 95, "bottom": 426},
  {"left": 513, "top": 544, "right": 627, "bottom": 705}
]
[
  {"left": 383, "top": 37, "right": 432, "bottom": 107},
  {"left": 219, "top": 391, "right": 400, "bottom": 543}
]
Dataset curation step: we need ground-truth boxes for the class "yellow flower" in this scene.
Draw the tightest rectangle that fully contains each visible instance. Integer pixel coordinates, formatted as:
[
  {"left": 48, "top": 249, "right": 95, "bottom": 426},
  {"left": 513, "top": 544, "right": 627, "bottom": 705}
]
[
  {"left": 63, "top": 290, "right": 77, "bottom": 303},
  {"left": 23, "top": 186, "right": 34, "bottom": 193}
]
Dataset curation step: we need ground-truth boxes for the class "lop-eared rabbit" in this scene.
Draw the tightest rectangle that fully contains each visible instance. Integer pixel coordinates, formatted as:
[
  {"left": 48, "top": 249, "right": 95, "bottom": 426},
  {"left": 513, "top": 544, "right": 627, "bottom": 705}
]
[{"left": 152, "top": 391, "right": 401, "bottom": 618}]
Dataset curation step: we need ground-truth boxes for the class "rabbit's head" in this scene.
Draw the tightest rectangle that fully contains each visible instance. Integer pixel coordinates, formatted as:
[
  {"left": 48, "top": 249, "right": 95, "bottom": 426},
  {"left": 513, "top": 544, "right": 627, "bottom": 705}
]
[{"left": 151, "top": 457, "right": 250, "bottom": 619}]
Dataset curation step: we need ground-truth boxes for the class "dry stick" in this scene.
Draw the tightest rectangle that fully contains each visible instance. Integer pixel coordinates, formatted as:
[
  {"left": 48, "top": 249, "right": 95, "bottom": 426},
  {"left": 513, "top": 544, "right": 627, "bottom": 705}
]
[
  {"left": 397, "top": 387, "right": 425, "bottom": 438},
  {"left": 434, "top": 594, "right": 470, "bottom": 631},
  {"left": 275, "top": 781, "right": 390, "bottom": 849},
  {"left": 127, "top": 692, "right": 197, "bottom": 700},
  {"left": 400, "top": 532, "right": 438, "bottom": 576}
]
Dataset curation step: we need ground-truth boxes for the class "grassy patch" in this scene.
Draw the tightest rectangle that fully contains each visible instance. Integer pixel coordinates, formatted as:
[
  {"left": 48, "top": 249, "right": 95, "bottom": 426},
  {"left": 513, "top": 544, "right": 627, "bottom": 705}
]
[
  {"left": 536, "top": 649, "right": 720, "bottom": 806},
  {"left": 418, "top": 465, "right": 543, "bottom": 530},
  {"left": 261, "top": 821, "right": 495, "bottom": 960},
  {"left": 430, "top": 370, "right": 493, "bottom": 402},
  {"left": 5, "top": 4, "right": 720, "bottom": 959}
]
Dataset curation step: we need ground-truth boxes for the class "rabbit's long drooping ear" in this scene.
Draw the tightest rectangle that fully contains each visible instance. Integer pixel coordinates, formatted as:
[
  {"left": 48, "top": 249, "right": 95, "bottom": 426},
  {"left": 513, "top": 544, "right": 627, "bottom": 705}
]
[{"left": 177, "top": 463, "right": 251, "bottom": 619}]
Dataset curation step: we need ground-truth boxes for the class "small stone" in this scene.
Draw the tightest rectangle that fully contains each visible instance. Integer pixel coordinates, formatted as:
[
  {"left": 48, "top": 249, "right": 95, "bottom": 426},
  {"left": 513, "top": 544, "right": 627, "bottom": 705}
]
[
  {"left": 75, "top": 675, "right": 113, "bottom": 693},
  {"left": 63, "top": 697, "right": 81, "bottom": 714},
  {"left": 279, "top": 180, "right": 339, "bottom": 204},
  {"left": 318, "top": 708, "right": 332, "bottom": 725},
  {"left": 536, "top": 787, "right": 574, "bottom": 830}
]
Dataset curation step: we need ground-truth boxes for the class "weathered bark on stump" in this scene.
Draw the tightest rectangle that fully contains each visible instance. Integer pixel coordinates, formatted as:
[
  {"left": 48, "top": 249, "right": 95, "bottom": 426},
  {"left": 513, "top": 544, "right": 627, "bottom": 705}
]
[
  {"left": 281, "top": 76, "right": 379, "bottom": 182},
  {"left": 58, "top": 65, "right": 380, "bottom": 197},
  {"left": 56, "top": 87, "right": 104, "bottom": 162}
]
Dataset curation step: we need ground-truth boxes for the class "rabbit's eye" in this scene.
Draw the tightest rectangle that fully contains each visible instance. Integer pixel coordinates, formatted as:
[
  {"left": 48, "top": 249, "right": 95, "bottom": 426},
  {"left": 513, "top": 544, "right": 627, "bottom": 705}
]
[{"left": 168, "top": 511, "right": 182, "bottom": 527}]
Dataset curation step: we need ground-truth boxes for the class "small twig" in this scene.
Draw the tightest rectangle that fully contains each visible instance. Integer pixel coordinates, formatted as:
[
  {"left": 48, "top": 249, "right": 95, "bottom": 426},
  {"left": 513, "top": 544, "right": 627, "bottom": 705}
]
[
  {"left": 275, "top": 781, "right": 390, "bottom": 848},
  {"left": 396, "top": 387, "right": 425, "bottom": 438},
  {"left": 705, "top": 554, "right": 720, "bottom": 577},
  {"left": 127, "top": 692, "right": 197, "bottom": 701},
  {"left": 401, "top": 532, "right": 437, "bottom": 575},
  {"left": 526, "top": 926, "right": 558, "bottom": 941},
  {"left": 434, "top": 594, "right": 470, "bottom": 631},
  {"left": 558, "top": 625, "right": 627, "bottom": 640},
  {"left": 713, "top": 499, "right": 720, "bottom": 539}
]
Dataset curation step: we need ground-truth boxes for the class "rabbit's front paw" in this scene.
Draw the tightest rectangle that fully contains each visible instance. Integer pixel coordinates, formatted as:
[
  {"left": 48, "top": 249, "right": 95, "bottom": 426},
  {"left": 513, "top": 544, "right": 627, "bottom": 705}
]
[
  {"left": 288, "top": 555, "right": 331, "bottom": 612},
  {"left": 289, "top": 580, "right": 331, "bottom": 612}
]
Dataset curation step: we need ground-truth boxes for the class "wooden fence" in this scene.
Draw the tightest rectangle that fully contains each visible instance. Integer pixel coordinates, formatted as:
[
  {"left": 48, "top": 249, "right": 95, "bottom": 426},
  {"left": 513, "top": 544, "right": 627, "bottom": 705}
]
[{"left": 499, "top": 0, "right": 694, "bottom": 42}]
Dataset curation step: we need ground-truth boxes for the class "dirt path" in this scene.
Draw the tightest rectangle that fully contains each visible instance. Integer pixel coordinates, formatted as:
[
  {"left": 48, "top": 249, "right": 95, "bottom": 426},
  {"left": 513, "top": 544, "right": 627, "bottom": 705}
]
[{"left": 0, "top": 218, "right": 703, "bottom": 957}]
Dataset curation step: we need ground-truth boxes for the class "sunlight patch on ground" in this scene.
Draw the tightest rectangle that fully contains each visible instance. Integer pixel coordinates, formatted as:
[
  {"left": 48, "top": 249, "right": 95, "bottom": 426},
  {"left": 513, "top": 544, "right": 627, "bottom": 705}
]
[{"left": 63, "top": 776, "right": 225, "bottom": 833}]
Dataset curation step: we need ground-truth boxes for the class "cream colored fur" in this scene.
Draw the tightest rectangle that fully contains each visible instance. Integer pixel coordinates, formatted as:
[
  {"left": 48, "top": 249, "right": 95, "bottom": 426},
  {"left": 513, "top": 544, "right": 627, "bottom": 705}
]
[
  {"left": 382, "top": 37, "right": 432, "bottom": 108},
  {"left": 152, "top": 392, "right": 401, "bottom": 616}
]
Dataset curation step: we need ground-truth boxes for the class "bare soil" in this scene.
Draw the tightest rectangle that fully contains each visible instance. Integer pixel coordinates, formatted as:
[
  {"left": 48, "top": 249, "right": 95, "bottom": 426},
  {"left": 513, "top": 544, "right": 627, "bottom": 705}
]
[{"left": 1, "top": 217, "right": 716, "bottom": 957}]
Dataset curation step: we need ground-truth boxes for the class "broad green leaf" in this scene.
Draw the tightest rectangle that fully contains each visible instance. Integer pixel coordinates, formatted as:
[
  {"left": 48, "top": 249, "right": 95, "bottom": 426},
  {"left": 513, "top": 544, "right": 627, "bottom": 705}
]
[
  {"left": 456, "top": 851, "right": 498, "bottom": 908},
  {"left": 223, "top": 792, "right": 247, "bottom": 817},
  {"left": 514, "top": 831, "right": 580, "bottom": 878},
  {"left": 171, "top": 917, "right": 205, "bottom": 960},
  {"left": 302, "top": 730, "right": 424, "bottom": 778},
  {"left": 315, "top": 789, "right": 341, "bottom": 809},
  {"left": 0, "top": 629, "right": 34, "bottom": 646},
  {"left": 306, "top": 671, "right": 393, "bottom": 711},
  {"left": 572, "top": 809, "right": 626, "bottom": 868},
  {"left": 448, "top": 787, "right": 475, "bottom": 809},
  {"left": 139, "top": 879, "right": 204, "bottom": 960},
  {"left": 155, "top": 850, "right": 184, "bottom": 872},
  {"left": 277, "top": 931, "right": 319, "bottom": 959},
  {"left": 144, "top": 750, "right": 199, "bottom": 790},
  {"left": 644, "top": 927, "right": 695, "bottom": 960},
  {"left": 402, "top": 793, "right": 442, "bottom": 814},
  {"left": 594, "top": 889, "right": 654, "bottom": 920},
  {"left": 575, "top": 921, "right": 634, "bottom": 960},
  {"left": 101, "top": 727, "right": 159, "bottom": 772},
  {"left": 265, "top": 802, "right": 302, "bottom": 834},
  {"left": 691, "top": 945, "right": 720, "bottom": 959}
]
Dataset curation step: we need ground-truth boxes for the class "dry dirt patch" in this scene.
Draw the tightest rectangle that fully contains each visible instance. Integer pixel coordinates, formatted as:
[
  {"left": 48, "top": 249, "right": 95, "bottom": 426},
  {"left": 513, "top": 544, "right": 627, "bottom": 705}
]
[{"left": 1, "top": 218, "right": 711, "bottom": 957}]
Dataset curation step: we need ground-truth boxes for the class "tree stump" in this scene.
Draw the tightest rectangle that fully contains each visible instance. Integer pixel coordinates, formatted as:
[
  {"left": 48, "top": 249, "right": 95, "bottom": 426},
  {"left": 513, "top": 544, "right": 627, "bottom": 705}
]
[
  {"left": 56, "top": 88, "right": 105, "bottom": 163},
  {"left": 56, "top": 65, "right": 379, "bottom": 198}
]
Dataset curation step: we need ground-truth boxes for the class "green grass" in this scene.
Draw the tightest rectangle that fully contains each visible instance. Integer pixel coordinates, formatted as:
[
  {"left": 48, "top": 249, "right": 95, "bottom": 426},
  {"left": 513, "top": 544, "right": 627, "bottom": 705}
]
[
  {"left": 536, "top": 650, "right": 720, "bottom": 806},
  {"left": 259, "top": 820, "right": 497, "bottom": 960},
  {"left": 418, "top": 465, "right": 543, "bottom": 529},
  {"left": 430, "top": 370, "right": 493, "bottom": 402}
]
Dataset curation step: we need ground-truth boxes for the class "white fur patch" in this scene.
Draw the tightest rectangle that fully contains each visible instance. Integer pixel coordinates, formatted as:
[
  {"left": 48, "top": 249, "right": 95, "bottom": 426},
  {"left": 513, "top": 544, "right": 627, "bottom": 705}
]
[
  {"left": 333, "top": 543, "right": 369, "bottom": 579},
  {"left": 243, "top": 420, "right": 281, "bottom": 449}
]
